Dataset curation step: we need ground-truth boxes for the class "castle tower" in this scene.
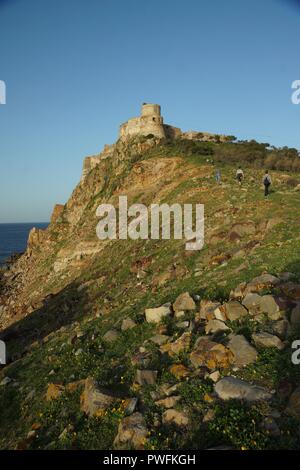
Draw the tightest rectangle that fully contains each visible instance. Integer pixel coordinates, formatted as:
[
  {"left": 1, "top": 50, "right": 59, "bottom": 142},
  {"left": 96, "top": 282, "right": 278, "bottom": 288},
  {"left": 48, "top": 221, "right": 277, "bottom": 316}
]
[{"left": 119, "top": 103, "right": 166, "bottom": 140}]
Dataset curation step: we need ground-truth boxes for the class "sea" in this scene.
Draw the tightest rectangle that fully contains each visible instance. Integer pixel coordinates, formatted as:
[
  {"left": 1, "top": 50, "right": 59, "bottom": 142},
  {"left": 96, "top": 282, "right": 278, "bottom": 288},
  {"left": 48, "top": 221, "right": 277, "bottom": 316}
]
[{"left": 0, "top": 223, "right": 49, "bottom": 266}]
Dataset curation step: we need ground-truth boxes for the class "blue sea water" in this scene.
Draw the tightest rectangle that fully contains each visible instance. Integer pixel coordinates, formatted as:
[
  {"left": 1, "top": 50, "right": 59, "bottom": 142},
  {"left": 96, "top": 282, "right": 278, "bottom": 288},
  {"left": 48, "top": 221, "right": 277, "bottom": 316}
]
[{"left": 0, "top": 223, "right": 49, "bottom": 266}]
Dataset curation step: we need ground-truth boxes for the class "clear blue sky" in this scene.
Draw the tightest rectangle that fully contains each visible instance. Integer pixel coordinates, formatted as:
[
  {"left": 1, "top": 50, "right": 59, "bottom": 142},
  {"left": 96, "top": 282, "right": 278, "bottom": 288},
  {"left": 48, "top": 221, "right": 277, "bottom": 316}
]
[{"left": 0, "top": 0, "right": 299, "bottom": 222}]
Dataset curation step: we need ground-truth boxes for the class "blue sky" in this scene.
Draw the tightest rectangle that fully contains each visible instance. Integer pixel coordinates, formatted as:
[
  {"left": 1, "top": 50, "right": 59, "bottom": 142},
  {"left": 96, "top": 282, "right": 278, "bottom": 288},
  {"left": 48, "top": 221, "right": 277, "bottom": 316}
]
[{"left": 0, "top": 0, "right": 299, "bottom": 222}]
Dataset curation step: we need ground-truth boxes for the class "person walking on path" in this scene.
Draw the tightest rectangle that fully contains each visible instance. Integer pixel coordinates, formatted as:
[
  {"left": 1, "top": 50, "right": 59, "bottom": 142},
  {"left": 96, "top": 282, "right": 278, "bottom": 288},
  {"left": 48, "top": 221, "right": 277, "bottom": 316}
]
[
  {"left": 215, "top": 168, "right": 221, "bottom": 184},
  {"left": 263, "top": 170, "right": 272, "bottom": 197},
  {"left": 236, "top": 167, "right": 244, "bottom": 185}
]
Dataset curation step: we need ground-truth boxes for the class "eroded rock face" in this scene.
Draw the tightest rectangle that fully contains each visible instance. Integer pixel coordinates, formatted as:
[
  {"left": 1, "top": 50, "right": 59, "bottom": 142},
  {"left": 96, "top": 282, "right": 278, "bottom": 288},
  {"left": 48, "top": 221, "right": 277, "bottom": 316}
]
[
  {"left": 215, "top": 377, "right": 272, "bottom": 402},
  {"left": 114, "top": 412, "right": 148, "bottom": 450}
]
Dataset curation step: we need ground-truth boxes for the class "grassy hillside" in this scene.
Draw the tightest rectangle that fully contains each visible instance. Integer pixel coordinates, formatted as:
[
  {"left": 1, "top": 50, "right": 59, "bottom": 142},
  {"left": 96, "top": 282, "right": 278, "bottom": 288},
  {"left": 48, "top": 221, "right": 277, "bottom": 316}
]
[{"left": 1, "top": 138, "right": 300, "bottom": 450}]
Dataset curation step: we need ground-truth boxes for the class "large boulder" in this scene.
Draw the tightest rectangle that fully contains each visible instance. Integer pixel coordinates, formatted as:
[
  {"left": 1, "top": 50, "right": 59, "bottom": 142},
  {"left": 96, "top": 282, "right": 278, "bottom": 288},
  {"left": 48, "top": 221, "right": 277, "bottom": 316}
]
[
  {"left": 215, "top": 376, "right": 272, "bottom": 402},
  {"left": 227, "top": 335, "right": 258, "bottom": 368},
  {"left": 114, "top": 412, "right": 148, "bottom": 450}
]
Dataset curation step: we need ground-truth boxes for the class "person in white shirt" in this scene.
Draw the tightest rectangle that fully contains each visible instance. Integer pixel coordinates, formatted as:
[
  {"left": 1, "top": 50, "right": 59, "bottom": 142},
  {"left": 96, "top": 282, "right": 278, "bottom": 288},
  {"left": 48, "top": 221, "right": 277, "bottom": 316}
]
[{"left": 236, "top": 167, "right": 244, "bottom": 185}]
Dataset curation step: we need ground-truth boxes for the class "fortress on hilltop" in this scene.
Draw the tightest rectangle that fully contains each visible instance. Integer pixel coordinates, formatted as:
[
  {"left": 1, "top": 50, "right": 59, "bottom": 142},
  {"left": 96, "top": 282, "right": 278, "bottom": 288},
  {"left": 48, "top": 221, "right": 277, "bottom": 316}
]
[{"left": 81, "top": 103, "right": 232, "bottom": 181}]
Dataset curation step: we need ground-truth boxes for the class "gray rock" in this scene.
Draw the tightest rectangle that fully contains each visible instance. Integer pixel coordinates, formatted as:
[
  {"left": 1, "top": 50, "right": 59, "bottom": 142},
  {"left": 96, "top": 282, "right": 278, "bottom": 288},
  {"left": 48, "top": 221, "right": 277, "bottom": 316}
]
[
  {"left": 0, "top": 376, "right": 12, "bottom": 386},
  {"left": 103, "top": 329, "right": 120, "bottom": 343},
  {"left": 123, "top": 397, "right": 138, "bottom": 416},
  {"left": 135, "top": 369, "right": 158, "bottom": 385},
  {"left": 121, "top": 317, "right": 137, "bottom": 331},
  {"left": 149, "top": 334, "right": 170, "bottom": 346},
  {"left": 252, "top": 332, "right": 284, "bottom": 350},
  {"left": 215, "top": 376, "right": 272, "bottom": 402},
  {"left": 227, "top": 335, "right": 258, "bottom": 367}
]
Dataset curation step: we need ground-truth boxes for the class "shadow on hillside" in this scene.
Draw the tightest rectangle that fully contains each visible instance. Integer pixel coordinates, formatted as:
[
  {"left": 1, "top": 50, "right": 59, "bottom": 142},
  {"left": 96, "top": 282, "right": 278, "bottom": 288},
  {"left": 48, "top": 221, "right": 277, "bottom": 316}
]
[{"left": 0, "top": 278, "right": 90, "bottom": 363}]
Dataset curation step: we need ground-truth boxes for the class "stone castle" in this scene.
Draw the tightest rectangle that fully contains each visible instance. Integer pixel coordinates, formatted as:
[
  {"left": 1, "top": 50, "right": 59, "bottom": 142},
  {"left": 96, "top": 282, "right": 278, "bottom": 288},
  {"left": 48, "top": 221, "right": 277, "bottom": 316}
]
[{"left": 81, "top": 103, "right": 232, "bottom": 180}]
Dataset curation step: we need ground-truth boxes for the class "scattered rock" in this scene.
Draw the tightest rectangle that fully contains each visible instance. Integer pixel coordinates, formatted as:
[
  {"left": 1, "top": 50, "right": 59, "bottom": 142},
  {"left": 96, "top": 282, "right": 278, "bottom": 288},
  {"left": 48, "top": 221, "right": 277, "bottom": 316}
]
[
  {"left": 285, "top": 386, "right": 300, "bottom": 421},
  {"left": 271, "top": 319, "right": 290, "bottom": 340},
  {"left": 245, "top": 274, "right": 280, "bottom": 294},
  {"left": 203, "top": 409, "right": 216, "bottom": 423},
  {"left": 135, "top": 369, "right": 157, "bottom": 386},
  {"left": 160, "top": 332, "right": 191, "bottom": 357},
  {"left": 162, "top": 409, "right": 189, "bottom": 427},
  {"left": 156, "top": 396, "right": 181, "bottom": 409},
  {"left": 46, "top": 383, "right": 65, "bottom": 401},
  {"left": 223, "top": 301, "right": 248, "bottom": 321},
  {"left": 190, "top": 340, "right": 233, "bottom": 370},
  {"left": 207, "top": 370, "right": 220, "bottom": 383},
  {"left": 169, "top": 363, "right": 190, "bottom": 380},
  {"left": 205, "top": 319, "right": 229, "bottom": 335},
  {"left": 121, "top": 318, "right": 137, "bottom": 331},
  {"left": 0, "top": 377, "right": 12, "bottom": 386},
  {"left": 242, "top": 293, "right": 262, "bottom": 315},
  {"left": 123, "top": 397, "right": 138, "bottom": 416},
  {"left": 215, "top": 376, "right": 272, "bottom": 402},
  {"left": 259, "top": 295, "right": 281, "bottom": 320},
  {"left": 80, "top": 377, "right": 117, "bottom": 416},
  {"left": 173, "top": 292, "right": 196, "bottom": 312},
  {"left": 252, "top": 332, "right": 284, "bottom": 350},
  {"left": 114, "top": 412, "right": 148, "bottom": 450},
  {"left": 291, "top": 304, "right": 300, "bottom": 327},
  {"left": 145, "top": 305, "right": 171, "bottom": 323},
  {"left": 227, "top": 334, "right": 258, "bottom": 367},
  {"left": 149, "top": 334, "right": 170, "bottom": 346},
  {"left": 103, "top": 329, "right": 120, "bottom": 343}
]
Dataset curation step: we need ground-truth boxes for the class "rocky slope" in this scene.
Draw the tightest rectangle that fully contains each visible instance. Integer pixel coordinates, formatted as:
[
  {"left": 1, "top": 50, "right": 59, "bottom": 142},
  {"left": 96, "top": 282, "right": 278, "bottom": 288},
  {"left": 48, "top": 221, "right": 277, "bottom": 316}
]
[{"left": 1, "top": 136, "right": 300, "bottom": 450}]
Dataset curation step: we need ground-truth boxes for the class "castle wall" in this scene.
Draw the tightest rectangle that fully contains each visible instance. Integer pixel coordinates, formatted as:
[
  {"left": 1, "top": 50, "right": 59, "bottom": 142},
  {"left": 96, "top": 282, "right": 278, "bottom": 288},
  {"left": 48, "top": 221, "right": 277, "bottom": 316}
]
[{"left": 119, "top": 103, "right": 166, "bottom": 140}]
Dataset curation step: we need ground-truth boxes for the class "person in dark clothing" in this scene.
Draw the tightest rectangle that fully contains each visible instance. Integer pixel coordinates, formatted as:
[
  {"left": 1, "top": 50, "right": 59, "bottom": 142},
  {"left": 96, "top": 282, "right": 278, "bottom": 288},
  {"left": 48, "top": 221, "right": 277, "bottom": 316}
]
[{"left": 263, "top": 170, "right": 272, "bottom": 197}]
